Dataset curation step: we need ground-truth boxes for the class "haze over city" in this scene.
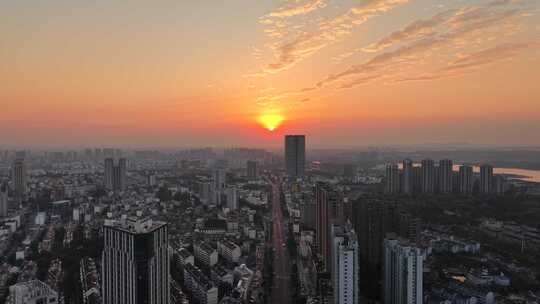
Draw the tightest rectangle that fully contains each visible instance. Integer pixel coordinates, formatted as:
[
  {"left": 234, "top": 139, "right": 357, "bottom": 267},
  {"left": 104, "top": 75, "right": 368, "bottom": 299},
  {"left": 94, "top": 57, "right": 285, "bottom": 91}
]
[
  {"left": 2, "top": 0, "right": 540, "bottom": 148},
  {"left": 2, "top": 2, "right": 540, "bottom": 304}
]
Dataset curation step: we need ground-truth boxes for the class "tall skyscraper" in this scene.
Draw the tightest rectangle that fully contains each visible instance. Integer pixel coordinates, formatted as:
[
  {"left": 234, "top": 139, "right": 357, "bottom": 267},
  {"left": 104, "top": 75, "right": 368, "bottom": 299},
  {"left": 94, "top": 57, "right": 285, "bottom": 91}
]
[
  {"left": 458, "top": 165, "right": 473, "bottom": 194},
  {"left": 438, "top": 159, "right": 453, "bottom": 193},
  {"left": 212, "top": 169, "right": 226, "bottom": 205},
  {"left": 480, "top": 164, "right": 494, "bottom": 194},
  {"left": 246, "top": 160, "right": 258, "bottom": 181},
  {"left": 0, "top": 182, "right": 8, "bottom": 217},
  {"left": 402, "top": 159, "right": 413, "bottom": 194},
  {"left": 316, "top": 183, "right": 330, "bottom": 272},
  {"left": 351, "top": 198, "right": 400, "bottom": 298},
  {"left": 385, "top": 163, "right": 400, "bottom": 194},
  {"left": 316, "top": 182, "right": 343, "bottom": 271},
  {"left": 212, "top": 169, "right": 226, "bottom": 191},
  {"left": 104, "top": 158, "right": 127, "bottom": 191},
  {"left": 285, "top": 135, "right": 306, "bottom": 178},
  {"left": 383, "top": 236, "right": 423, "bottom": 304},
  {"left": 226, "top": 187, "right": 238, "bottom": 210},
  {"left": 494, "top": 175, "right": 507, "bottom": 194},
  {"left": 331, "top": 225, "right": 359, "bottom": 304},
  {"left": 12, "top": 158, "right": 27, "bottom": 197},
  {"left": 102, "top": 217, "right": 169, "bottom": 304},
  {"left": 421, "top": 159, "right": 435, "bottom": 193}
]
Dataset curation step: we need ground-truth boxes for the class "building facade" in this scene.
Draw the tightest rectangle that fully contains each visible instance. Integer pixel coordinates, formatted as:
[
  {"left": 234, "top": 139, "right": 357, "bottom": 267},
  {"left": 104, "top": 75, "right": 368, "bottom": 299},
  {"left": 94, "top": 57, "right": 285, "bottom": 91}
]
[
  {"left": 285, "top": 135, "right": 306, "bottom": 178},
  {"left": 480, "top": 164, "right": 494, "bottom": 194},
  {"left": 101, "top": 217, "right": 169, "bottom": 304},
  {"left": 331, "top": 225, "right": 359, "bottom": 304},
  {"left": 421, "top": 159, "right": 435, "bottom": 193},
  {"left": 383, "top": 237, "right": 423, "bottom": 304},
  {"left": 104, "top": 158, "right": 127, "bottom": 192},
  {"left": 459, "top": 165, "right": 474, "bottom": 194},
  {"left": 439, "top": 159, "right": 453, "bottom": 193},
  {"left": 12, "top": 158, "right": 27, "bottom": 197}
]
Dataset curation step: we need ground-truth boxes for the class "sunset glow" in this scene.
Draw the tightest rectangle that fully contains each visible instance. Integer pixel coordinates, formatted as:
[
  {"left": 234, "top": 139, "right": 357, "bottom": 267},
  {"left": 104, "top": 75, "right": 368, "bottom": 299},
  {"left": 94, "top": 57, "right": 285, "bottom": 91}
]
[
  {"left": 1, "top": 0, "right": 540, "bottom": 148},
  {"left": 258, "top": 114, "right": 285, "bottom": 131}
]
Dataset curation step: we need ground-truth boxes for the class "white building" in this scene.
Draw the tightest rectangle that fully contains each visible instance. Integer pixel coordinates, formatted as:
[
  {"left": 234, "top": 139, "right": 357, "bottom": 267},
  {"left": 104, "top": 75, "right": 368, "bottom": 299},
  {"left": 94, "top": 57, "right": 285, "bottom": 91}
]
[
  {"left": 194, "top": 242, "right": 218, "bottom": 267},
  {"left": 384, "top": 236, "right": 423, "bottom": 304},
  {"left": 7, "top": 280, "right": 58, "bottom": 304},
  {"left": 34, "top": 212, "right": 47, "bottom": 226},
  {"left": 331, "top": 225, "right": 359, "bottom": 304},
  {"left": 217, "top": 240, "right": 241, "bottom": 263}
]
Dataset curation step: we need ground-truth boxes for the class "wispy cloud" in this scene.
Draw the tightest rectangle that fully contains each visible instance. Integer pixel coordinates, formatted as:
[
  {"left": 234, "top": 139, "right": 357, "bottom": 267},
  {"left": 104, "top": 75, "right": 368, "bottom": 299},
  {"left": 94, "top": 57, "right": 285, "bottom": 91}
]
[
  {"left": 362, "top": 9, "right": 457, "bottom": 53},
  {"left": 268, "top": 0, "right": 327, "bottom": 18},
  {"left": 258, "top": 0, "right": 410, "bottom": 74},
  {"left": 315, "top": 0, "right": 530, "bottom": 89},
  {"left": 394, "top": 42, "right": 540, "bottom": 83}
]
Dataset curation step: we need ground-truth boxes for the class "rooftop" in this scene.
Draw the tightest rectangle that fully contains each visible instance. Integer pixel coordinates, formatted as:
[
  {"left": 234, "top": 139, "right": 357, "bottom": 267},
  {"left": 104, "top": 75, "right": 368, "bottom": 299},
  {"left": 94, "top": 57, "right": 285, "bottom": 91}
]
[{"left": 104, "top": 217, "right": 166, "bottom": 234}]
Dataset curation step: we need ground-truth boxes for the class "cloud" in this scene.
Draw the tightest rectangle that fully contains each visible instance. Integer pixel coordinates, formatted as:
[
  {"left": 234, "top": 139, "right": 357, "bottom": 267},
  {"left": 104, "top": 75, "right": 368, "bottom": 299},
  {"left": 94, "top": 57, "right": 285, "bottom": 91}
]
[
  {"left": 393, "top": 41, "right": 539, "bottom": 83},
  {"left": 442, "top": 42, "right": 539, "bottom": 72},
  {"left": 314, "top": 0, "right": 528, "bottom": 89},
  {"left": 362, "top": 9, "right": 457, "bottom": 52},
  {"left": 268, "top": 0, "right": 327, "bottom": 18},
  {"left": 260, "top": 0, "right": 410, "bottom": 73}
]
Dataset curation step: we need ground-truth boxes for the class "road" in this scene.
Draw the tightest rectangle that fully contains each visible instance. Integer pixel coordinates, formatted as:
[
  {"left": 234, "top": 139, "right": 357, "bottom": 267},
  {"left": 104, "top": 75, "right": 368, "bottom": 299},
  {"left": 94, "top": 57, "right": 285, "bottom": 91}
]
[{"left": 269, "top": 177, "right": 291, "bottom": 304}]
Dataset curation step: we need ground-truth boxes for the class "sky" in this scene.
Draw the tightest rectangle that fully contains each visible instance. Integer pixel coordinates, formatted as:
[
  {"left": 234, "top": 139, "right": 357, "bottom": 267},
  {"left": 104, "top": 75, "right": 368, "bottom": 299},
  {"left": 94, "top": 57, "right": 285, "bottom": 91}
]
[{"left": 1, "top": 0, "right": 540, "bottom": 149}]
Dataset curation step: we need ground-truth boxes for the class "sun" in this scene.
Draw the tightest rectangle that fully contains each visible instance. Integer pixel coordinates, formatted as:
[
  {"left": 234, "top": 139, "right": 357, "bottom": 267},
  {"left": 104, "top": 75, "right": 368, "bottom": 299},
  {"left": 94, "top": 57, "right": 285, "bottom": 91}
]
[{"left": 258, "top": 114, "right": 284, "bottom": 131}]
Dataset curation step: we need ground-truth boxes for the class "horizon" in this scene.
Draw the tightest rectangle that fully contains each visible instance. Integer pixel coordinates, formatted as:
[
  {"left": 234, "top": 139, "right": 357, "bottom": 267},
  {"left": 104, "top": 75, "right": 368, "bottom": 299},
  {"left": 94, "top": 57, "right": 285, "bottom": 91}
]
[{"left": 2, "top": 0, "right": 540, "bottom": 148}]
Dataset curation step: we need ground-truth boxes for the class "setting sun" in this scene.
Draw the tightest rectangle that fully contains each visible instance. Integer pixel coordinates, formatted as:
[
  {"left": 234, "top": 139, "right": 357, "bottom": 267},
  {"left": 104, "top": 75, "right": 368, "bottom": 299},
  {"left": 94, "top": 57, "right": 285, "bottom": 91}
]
[{"left": 258, "top": 114, "right": 285, "bottom": 131}]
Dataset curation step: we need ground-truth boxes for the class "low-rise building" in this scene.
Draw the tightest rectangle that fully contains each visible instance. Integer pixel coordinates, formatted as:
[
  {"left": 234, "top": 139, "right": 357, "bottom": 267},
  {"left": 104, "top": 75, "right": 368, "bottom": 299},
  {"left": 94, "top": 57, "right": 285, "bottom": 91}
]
[
  {"left": 183, "top": 264, "right": 218, "bottom": 304},
  {"left": 217, "top": 240, "right": 241, "bottom": 263},
  {"left": 194, "top": 242, "right": 218, "bottom": 267}
]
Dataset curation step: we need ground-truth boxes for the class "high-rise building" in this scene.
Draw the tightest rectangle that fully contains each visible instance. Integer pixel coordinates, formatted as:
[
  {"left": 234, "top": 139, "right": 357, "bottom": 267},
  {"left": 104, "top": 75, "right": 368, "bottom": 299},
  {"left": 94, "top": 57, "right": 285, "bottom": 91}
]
[
  {"left": 480, "top": 164, "right": 494, "bottom": 194},
  {"left": 212, "top": 169, "right": 226, "bottom": 192},
  {"left": 300, "top": 200, "right": 317, "bottom": 230},
  {"left": 421, "top": 159, "right": 435, "bottom": 193},
  {"left": 458, "top": 165, "right": 473, "bottom": 194},
  {"left": 402, "top": 159, "right": 413, "bottom": 194},
  {"left": 104, "top": 158, "right": 127, "bottom": 191},
  {"left": 246, "top": 160, "right": 258, "bottom": 181},
  {"left": 226, "top": 187, "right": 238, "bottom": 210},
  {"left": 331, "top": 225, "right": 359, "bottom": 304},
  {"left": 351, "top": 198, "right": 400, "bottom": 298},
  {"left": 285, "top": 135, "right": 306, "bottom": 178},
  {"left": 316, "top": 183, "right": 330, "bottom": 272},
  {"left": 102, "top": 217, "right": 169, "bottom": 304},
  {"left": 0, "top": 182, "right": 8, "bottom": 217},
  {"left": 385, "top": 163, "right": 400, "bottom": 194},
  {"left": 383, "top": 236, "right": 423, "bottom": 304},
  {"left": 316, "top": 182, "right": 343, "bottom": 271},
  {"left": 12, "top": 158, "right": 27, "bottom": 197},
  {"left": 438, "top": 159, "right": 453, "bottom": 193},
  {"left": 211, "top": 169, "right": 226, "bottom": 206},
  {"left": 494, "top": 175, "right": 507, "bottom": 194},
  {"left": 198, "top": 182, "right": 212, "bottom": 205},
  {"left": 412, "top": 166, "right": 422, "bottom": 193},
  {"left": 398, "top": 211, "right": 421, "bottom": 243}
]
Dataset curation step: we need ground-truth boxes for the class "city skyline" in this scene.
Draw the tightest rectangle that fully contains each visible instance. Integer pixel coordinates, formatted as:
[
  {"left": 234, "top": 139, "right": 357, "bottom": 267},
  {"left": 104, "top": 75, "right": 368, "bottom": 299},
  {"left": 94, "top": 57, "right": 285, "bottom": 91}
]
[{"left": 2, "top": 0, "right": 540, "bottom": 148}]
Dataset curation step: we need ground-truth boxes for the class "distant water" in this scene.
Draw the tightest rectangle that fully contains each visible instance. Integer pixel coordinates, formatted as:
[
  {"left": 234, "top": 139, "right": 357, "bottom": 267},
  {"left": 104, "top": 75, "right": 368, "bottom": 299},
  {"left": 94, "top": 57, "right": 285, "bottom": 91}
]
[
  {"left": 464, "top": 166, "right": 540, "bottom": 183},
  {"left": 393, "top": 163, "right": 540, "bottom": 183}
]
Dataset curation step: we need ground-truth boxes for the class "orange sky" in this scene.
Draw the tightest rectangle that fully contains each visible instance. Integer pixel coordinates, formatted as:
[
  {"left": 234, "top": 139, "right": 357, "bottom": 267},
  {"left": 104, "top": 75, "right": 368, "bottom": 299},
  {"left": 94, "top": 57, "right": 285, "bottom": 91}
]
[{"left": 1, "top": 0, "right": 540, "bottom": 148}]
